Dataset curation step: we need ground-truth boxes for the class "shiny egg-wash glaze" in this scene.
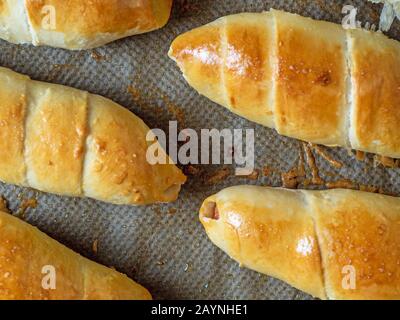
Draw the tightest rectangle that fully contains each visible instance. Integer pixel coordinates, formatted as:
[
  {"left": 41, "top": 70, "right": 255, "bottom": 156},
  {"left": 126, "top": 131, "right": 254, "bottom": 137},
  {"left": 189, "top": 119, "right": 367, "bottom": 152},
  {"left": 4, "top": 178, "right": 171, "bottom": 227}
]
[
  {"left": 0, "top": 210, "right": 151, "bottom": 300},
  {"left": 200, "top": 186, "right": 400, "bottom": 300},
  {"left": 0, "top": 0, "right": 173, "bottom": 49},
  {"left": 0, "top": 66, "right": 186, "bottom": 205},
  {"left": 170, "top": 9, "right": 400, "bottom": 159}
]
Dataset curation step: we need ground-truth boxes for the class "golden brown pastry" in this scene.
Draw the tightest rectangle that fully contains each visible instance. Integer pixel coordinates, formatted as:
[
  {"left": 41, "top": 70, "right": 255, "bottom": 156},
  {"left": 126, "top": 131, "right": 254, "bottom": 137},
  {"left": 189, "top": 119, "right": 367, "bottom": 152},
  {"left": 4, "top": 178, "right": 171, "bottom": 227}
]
[
  {"left": 0, "top": 66, "right": 186, "bottom": 205},
  {"left": 0, "top": 210, "right": 151, "bottom": 300},
  {"left": 169, "top": 9, "right": 400, "bottom": 158},
  {"left": 0, "top": 0, "right": 173, "bottom": 49},
  {"left": 200, "top": 186, "right": 400, "bottom": 300}
]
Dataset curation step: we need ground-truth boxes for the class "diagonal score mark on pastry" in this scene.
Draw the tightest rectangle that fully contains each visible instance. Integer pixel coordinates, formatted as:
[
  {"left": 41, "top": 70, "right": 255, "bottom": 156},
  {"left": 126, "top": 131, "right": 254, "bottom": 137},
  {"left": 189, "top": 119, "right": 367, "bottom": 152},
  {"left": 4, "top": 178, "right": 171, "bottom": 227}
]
[
  {"left": 199, "top": 186, "right": 400, "bottom": 300},
  {"left": 0, "top": 0, "right": 173, "bottom": 50},
  {"left": 0, "top": 210, "right": 151, "bottom": 300},
  {"left": 169, "top": 9, "right": 400, "bottom": 159},
  {"left": 0, "top": 66, "right": 186, "bottom": 205}
]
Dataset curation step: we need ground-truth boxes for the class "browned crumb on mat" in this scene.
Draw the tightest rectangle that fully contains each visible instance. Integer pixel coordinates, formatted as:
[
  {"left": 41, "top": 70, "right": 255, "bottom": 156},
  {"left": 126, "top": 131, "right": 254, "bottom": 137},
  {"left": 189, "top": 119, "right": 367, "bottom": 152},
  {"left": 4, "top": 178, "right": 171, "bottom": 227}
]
[
  {"left": 156, "top": 260, "right": 166, "bottom": 266},
  {"left": 175, "top": 0, "right": 200, "bottom": 16},
  {"left": 359, "top": 185, "right": 381, "bottom": 193},
  {"left": 161, "top": 95, "right": 186, "bottom": 125},
  {"left": 312, "top": 145, "right": 343, "bottom": 169},
  {"left": 262, "top": 166, "right": 273, "bottom": 177},
  {"left": 127, "top": 84, "right": 141, "bottom": 101},
  {"left": 168, "top": 208, "right": 177, "bottom": 215},
  {"left": 281, "top": 168, "right": 302, "bottom": 189},
  {"left": 127, "top": 85, "right": 164, "bottom": 114},
  {"left": 184, "top": 165, "right": 200, "bottom": 176},
  {"left": 359, "top": 185, "right": 396, "bottom": 196},
  {"left": 354, "top": 151, "right": 399, "bottom": 168},
  {"left": 238, "top": 169, "right": 259, "bottom": 180},
  {"left": 90, "top": 50, "right": 106, "bottom": 62},
  {"left": 47, "top": 51, "right": 84, "bottom": 81},
  {"left": 48, "top": 63, "right": 75, "bottom": 82},
  {"left": 281, "top": 144, "right": 306, "bottom": 189},
  {"left": 127, "top": 84, "right": 148, "bottom": 110},
  {"left": 16, "top": 198, "right": 38, "bottom": 218},
  {"left": 92, "top": 239, "right": 99, "bottom": 254},
  {"left": 206, "top": 167, "right": 231, "bottom": 184},
  {"left": 320, "top": 170, "right": 337, "bottom": 178},
  {"left": 373, "top": 155, "right": 398, "bottom": 168},
  {"left": 355, "top": 150, "right": 366, "bottom": 161},
  {"left": 51, "top": 63, "right": 75, "bottom": 70},
  {"left": 0, "top": 197, "right": 9, "bottom": 213},
  {"left": 168, "top": 104, "right": 185, "bottom": 125},
  {"left": 152, "top": 206, "right": 162, "bottom": 215},
  {"left": 303, "top": 142, "right": 324, "bottom": 185},
  {"left": 297, "top": 143, "right": 306, "bottom": 177},
  {"left": 325, "top": 179, "right": 357, "bottom": 190}
]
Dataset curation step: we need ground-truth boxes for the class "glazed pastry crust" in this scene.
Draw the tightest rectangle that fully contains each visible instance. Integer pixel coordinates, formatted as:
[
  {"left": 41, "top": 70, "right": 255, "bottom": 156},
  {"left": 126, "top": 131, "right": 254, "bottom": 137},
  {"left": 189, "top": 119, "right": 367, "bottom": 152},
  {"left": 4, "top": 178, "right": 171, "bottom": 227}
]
[
  {"left": 200, "top": 186, "right": 400, "bottom": 300},
  {"left": 223, "top": 13, "right": 275, "bottom": 128},
  {"left": 0, "top": 68, "right": 28, "bottom": 186},
  {"left": 83, "top": 94, "right": 185, "bottom": 205},
  {"left": 310, "top": 190, "right": 400, "bottom": 300},
  {"left": 0, "top": 210, "right": 151, "bottom": 300},
  {"left": 0, "top": 66, "right": 186, "bottom": 205},
  {"left": 169, "top": 18, "right": 226, "bottom": 107},
  {"left": 25, "top": 81, "right": 88, "bottom": 196},
  {"left": 0, "top": 0, "right": 173, "bottom": 49},
  {"left": 200, "top": 186, "right": 326, "bottom": 299},
  {"left": 273, "top": 10, "right": 348, "bottom": 147},
  {"left": 170, "top": 9, "right": 400, "bottom": 158},
  {"left": 348, "top": 29, "right": 400, "bottom": 158}
]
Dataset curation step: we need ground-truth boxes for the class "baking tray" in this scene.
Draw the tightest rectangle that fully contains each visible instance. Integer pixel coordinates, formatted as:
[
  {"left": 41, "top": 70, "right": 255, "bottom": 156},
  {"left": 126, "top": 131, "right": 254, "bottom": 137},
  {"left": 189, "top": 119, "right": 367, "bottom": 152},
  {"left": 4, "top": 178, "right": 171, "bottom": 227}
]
[{"left": 0, "top": 0, "right": 398, "bottom": 300}]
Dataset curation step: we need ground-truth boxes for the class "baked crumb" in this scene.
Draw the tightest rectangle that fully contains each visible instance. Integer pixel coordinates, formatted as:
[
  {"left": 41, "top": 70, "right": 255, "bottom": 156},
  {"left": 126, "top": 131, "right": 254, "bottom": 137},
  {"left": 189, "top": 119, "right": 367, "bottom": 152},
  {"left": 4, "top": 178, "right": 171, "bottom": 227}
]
[
  {"left": 175, "top": 0, "right": 199, "bottom": 16},
  {"left": 0, "top": 197, "right": 9, "bottom": 213},
  {"left": 239, "top": 169, "right": 259, "bottom": 180},
  {"left": 90, "top": 50, "right": 106, "bottom": 62},
  {"left": 359, "top": 185, "right": 380, "bottom": 193},
  {"left": 92, "top": 239, "right": 99, "bottom": 254},
  {"left": 374, "top": 155, "right": 397, "bottom": 168},
  {"left": 325, "top": 179, "right": 357, "bottom": 189},
  {"left": 17, "top": 198, "right": 38, "bottom": 218},
  {"left": 355, "top": 150, "right": 366, "bottom": 161},
  {"left": 163, "top": 95, "right": 186, "bottom": 125},
  {"left": 206, "top": 167, "right": 231, "bottom": 184},
  {"left": 168, "top": 208, "right": 177, "bottom": 215},
  {"left": 184, "top": 165, "right": 200, "bottom": 176},
  {"left": 281, "top": 144, "right": 307, "bottom": 188},
  {"left": 312, "top": 145, "right": 343, "bottom": 169},
  {"left": 303, "top": 142, "right": 324, "bottom": 185},
  {"left": 262, "top": 166, "right": 272, "bottom": 177},
  {"left": 281, "top": 168, "right": 302, "bottom": 189}
]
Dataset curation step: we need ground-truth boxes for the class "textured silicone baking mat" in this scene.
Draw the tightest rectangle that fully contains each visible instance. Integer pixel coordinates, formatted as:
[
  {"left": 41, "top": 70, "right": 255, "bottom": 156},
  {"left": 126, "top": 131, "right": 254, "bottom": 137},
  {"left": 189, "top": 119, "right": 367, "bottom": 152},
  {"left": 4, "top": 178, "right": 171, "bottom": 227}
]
[{"left": 0, "top": 0, "right": 398, "bottom": 300}]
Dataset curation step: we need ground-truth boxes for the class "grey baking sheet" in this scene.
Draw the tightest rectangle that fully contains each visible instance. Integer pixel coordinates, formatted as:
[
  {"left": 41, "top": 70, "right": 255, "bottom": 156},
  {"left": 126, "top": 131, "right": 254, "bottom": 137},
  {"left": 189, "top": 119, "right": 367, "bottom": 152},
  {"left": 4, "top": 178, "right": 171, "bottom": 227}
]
[{"left": 0, "top": 0, "right": 399, "bottom": 300}]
